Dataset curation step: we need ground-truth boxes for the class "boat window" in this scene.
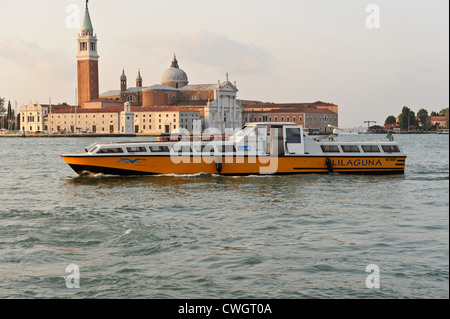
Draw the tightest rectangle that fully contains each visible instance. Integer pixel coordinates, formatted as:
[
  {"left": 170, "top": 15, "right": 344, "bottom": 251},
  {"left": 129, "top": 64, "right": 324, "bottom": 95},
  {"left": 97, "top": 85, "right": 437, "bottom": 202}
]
[
  {"left": 97, "top": 148, "right": 124, "bottom": 154},
  {"left": 126, "top": 146, "right": 147, "bottom": 153},
  {"left": 193, "top": 144, "right": 203, "bottom": 153},
  {"left": 341, "top": 145, "right": 360, "bottom": 153},
  {"left": 320, "top": 145, "right": 340, "bottom": 153},
  {"left": 150, "top": 146, "right": 170, "bottom": 152},
  {"left": 203, "top": 144, "right": 216, "bottom": 155},
  {"left": 221, "top": 145, "right": 236, "bottom": 153},
  {"left": 86, "top": 144, "right": 98, "bottom": 153},
  {"left": 381, "top": 145, "right": 400, "bottom": 153},
  {"left": 236, "top": 126, "right": 255, "bottom": 137},
  {"left": 362, "top": 145, "right": 381, "bottom": 153},
  {"left": 286, "top": 128, "right": 302, "bottom": 144},
  {"left": 172, "top": 145, "right": 192, "bottom": 154}
]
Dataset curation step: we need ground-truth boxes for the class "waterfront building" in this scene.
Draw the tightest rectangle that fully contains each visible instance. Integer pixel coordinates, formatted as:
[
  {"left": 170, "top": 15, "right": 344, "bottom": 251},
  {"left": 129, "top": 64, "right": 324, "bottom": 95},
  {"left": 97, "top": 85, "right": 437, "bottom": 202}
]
[
  {"left": 241, "top": 101, "right": 338, "bottom": 134},
  {"left": 18, "top": 1, "right": 339, "bottom": 135},
  {"left": 19, "top": 103, "right": 50, "bottom": 132},
  {"left": 430, "top": 116, "right": 448, "bottom": 128},
  {"left": 19, "top": 103, "right": 200, "bottom": 135}
]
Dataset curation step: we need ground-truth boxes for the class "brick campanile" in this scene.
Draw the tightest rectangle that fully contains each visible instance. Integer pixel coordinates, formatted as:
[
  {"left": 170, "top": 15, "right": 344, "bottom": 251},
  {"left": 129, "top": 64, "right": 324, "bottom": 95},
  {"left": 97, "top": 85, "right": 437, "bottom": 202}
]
[{"left": 77, "top": 1, "right": 99, "bottom": 107}]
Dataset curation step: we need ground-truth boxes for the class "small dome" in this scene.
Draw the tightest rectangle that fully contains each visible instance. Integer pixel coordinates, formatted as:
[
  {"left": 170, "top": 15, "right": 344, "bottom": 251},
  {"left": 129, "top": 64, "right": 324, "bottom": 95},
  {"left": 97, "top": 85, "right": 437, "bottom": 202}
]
[
  {"left": 121, "top": 69, "right": 127, "bottom": 80},
  {"left": 161, "top": 55, "right": 188, "bottom": 85}
]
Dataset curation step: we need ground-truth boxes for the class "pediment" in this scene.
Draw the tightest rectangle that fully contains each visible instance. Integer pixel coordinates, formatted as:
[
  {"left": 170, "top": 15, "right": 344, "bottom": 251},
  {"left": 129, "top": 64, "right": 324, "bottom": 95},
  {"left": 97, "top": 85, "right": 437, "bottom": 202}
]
[{"left": 219, "top": 81, "right": 238, "bottom": 92}]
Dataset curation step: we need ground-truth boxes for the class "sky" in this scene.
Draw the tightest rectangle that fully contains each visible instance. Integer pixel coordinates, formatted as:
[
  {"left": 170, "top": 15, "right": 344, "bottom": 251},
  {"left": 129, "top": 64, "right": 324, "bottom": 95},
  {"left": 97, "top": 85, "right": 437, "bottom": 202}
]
[{"left": 0, "top": 0, "right": 448, "bottom": 128}]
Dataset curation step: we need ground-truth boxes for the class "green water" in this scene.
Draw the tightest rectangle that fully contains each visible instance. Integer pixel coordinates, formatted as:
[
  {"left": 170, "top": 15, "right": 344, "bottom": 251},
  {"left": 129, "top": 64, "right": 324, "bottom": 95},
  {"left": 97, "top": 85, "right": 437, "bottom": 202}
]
[{"left": 0, "top": 134, "right": 448, "bottom": 298}]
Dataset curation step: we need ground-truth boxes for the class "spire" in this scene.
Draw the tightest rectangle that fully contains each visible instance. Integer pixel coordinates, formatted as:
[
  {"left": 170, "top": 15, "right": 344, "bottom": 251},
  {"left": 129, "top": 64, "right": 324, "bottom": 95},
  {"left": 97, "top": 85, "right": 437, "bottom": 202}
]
[
  {"left": 82, "top": 0, "right": 93, "bottom": 31},
  {"left": 121, "top": 68, "right": 127, "bottom": 92},
  {"left": 171, "top": 54, "right": 179, "bottom": 68},
  {"left": 136, "top": 69, "right": 142, "bottom": 88}
]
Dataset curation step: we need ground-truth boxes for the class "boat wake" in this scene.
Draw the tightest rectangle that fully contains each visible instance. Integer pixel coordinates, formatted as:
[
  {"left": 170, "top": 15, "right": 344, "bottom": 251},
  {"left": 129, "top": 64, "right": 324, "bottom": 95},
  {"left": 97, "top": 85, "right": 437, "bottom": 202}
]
[{"left": 79, "top": 170, "right": 107, "bottom": 178}]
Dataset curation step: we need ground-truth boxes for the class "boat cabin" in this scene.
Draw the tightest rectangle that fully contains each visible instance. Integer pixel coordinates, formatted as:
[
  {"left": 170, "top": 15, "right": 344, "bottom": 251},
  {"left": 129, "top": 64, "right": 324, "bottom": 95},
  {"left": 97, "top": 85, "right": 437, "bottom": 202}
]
[{"left": 83, "top": 122, "right": 404, "bottom": 158}]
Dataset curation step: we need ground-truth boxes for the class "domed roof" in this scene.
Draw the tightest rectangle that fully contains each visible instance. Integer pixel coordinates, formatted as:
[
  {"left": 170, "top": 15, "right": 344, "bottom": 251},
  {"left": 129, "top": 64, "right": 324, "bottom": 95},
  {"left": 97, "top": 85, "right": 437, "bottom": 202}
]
[{"left": 161, "top": 55, "right": 188, "bottom": 84}]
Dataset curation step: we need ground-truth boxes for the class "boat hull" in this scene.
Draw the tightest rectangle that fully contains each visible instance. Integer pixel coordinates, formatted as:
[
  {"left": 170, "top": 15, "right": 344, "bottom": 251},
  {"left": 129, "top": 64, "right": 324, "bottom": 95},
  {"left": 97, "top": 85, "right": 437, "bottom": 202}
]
[{"left": 62, "top": 155, "right": 406, "bottom": 176}]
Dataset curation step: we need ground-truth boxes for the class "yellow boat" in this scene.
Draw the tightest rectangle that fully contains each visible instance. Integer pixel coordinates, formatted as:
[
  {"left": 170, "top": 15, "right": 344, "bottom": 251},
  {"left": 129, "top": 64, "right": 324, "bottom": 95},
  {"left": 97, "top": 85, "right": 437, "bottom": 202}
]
[{"left": 61, "top": 122, "right": 406, "bottom": 176}]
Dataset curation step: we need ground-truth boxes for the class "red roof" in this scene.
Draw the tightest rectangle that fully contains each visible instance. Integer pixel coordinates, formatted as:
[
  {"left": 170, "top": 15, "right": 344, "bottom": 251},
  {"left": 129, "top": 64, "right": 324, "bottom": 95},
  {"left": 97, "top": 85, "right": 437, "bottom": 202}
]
[
  {"left": 50, "top": 105, "right": 200, "bottom": 114},
  {"left": 239, "top": 100, "right": 337, "bottom": 108},
  {"left": 243, "top": 107, "right": 337, "bottom": 114},
  {"left": 430, "top": 116, "right": 447, "bottom": 121}
]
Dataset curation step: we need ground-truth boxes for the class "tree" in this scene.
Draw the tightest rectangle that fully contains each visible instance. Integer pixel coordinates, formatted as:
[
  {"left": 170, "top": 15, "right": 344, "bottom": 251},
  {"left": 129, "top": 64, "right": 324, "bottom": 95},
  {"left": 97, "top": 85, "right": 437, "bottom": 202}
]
[
  {"left": 385, "top": 115, "right": 396, "bottom": 125},
  {"left": 417, "top": 108, "right": 429, "bottom": 127},
  {"left": 0, "top": 97, "right": 5, "bottom": 115},
  {"left": 398, "top": 106, "right": 417, "bottom": 130},
  {"left": 430, "top": 111, "right": 439, "bottom": 116},
  {"left": 0, "top": 97, "right": 5, "bottom": 129}
]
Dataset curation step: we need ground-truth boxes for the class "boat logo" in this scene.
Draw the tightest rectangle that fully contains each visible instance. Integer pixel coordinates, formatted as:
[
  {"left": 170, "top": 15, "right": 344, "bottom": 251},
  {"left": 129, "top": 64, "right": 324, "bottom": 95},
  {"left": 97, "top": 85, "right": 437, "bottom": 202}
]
[
  {"left": 238, "top": 145, "right": 251, "bottom": 151},
  {"left": 117, "top": 158, "right": 147, "bottom": 164}
]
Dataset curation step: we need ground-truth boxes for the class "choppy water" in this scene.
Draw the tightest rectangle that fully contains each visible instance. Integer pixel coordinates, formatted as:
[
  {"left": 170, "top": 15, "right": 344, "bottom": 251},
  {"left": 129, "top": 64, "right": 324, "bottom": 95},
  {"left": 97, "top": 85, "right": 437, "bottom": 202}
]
[{"left": 0, "top": 134, "right": 448, "bottom": 299}]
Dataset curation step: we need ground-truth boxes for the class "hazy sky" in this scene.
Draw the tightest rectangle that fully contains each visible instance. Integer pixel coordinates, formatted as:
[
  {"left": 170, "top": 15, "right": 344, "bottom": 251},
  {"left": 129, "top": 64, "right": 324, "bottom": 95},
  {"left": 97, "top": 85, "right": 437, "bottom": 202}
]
[{"left": 0, "top": 0, "right": 448, "bottom": 127}]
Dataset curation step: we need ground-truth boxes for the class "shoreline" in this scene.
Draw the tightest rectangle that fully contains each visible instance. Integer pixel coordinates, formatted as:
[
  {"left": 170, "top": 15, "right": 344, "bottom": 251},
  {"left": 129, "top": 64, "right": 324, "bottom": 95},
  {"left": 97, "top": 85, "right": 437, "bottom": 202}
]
[
  {"left": 0, "top": 131, "right": 447, "bottom": 138},
  {"left": 0, "top": 133, "right": 152, "bottom": 138}
]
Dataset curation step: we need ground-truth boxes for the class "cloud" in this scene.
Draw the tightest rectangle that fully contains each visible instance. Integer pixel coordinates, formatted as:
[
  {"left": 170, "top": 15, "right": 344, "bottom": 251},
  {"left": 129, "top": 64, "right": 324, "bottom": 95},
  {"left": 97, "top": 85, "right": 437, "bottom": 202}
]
[
  {"left": 0, "top": 36, "right": 72, "bottom": 79},
  {"left": 120, "top": 28, "right": 274, "bottom": 75}
]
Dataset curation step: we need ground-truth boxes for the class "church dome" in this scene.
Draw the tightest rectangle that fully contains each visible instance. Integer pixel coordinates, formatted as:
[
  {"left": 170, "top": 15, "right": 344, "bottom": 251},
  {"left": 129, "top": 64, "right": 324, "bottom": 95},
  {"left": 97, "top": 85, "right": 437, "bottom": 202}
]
[{"left": 161, "top": 55, "right": 188, "bottom": 87}]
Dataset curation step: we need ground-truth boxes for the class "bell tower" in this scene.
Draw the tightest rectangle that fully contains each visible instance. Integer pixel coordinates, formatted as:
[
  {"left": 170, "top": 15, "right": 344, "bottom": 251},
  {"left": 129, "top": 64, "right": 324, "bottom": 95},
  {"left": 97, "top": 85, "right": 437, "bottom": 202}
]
[{"left": 77, "top": 0, "right": 99, "bottom": 107}]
